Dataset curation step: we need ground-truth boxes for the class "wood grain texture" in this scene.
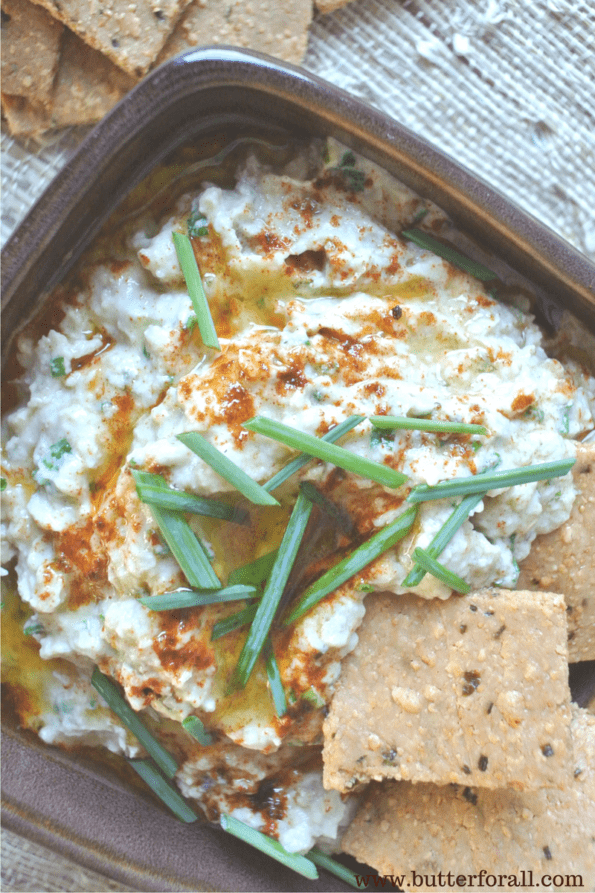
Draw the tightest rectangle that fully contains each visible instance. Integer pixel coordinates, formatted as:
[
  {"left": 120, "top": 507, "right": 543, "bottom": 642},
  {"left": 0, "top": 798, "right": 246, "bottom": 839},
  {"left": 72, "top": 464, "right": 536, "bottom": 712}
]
[{"left": 1, "top": 829, "right": 136, "bottom": 893}]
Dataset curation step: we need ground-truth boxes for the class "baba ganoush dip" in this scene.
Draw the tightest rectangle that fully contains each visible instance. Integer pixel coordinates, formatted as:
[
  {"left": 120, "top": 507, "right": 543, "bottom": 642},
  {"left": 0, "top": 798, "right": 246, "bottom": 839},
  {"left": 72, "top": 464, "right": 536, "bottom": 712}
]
[{"left": 2, "top": 137, "right": 594, "bottom": 870}]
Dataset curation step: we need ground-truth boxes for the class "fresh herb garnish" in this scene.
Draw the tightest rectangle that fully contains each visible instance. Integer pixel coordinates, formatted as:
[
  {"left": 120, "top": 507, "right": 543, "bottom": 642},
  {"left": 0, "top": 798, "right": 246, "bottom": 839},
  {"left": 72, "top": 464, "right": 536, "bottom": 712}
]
[
  {"left": 307, "top": 847, "right": 362, "bottom": 889},
  {"left": 133, "top": 470, "right": 247, "bottom": 523},
  {"left": 227, "top": 549, "right": 279, "bottom": 587},
  {"left": 172, "top": 231, "right": 220, "bottom": 350},
  {"left": 402, "top": 227, "right": 497, "bottom": 282},
  {"left": 50, "top": 356, "right": 66, "bottom": 377},
  {"left": 140, "top": 585, "right": 257, "bottom": 612},
  {"left": 412, "top": 547, "right": 471, "bottom": 593},
  {"left": 263, "top": 414, "right": 365, "bottom": 492},
  {"left": 177, "top": 432, "right": 279, "bottom": 507},
  {"left": 211, "top": 603, "right": 258, "bottom": 641},
  {"left": 92, "top": 667, "right": 178, "bottom": 779},
  {"left": 0, "top": 478, "right": 7, "bottom": 491},
  {"left": 128, "top": 759, "right": 198, "bottom": 822},
  {"left": 370, "top": 415, "right": 487, "bottom": 436},
  {"left": 407, "top": 458, "right": 575, "bottom": 503},
  {"left": 285, "top": 504, "right": 417, "bottom": 626},
  {"left": 265, "top": 641, "right": 287, "bottom": 717},
  {"left": 232, "top": 491, "right": 313, "bottom": 688},
  {"left": 220, "top": 814, "right": 318, "bottom": 879},
  {"left": 245, "top": 417, "right": 407, "bottom": 489},
  {"left": 182, "top": 715, "right": 214, "bottom": 746},
  {"left": 187, "top": 207, "right": 209, "bottom": 238},
  {"left": 402, "top": 491, "right": 485, "bottom": 588}
]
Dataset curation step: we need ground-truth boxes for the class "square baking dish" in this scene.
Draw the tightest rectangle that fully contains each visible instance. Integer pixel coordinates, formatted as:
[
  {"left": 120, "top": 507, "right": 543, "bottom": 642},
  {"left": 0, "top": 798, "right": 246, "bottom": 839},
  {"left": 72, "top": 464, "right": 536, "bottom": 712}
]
[{"left": 2, "top": 47, "right": 595, "bottom": 893}]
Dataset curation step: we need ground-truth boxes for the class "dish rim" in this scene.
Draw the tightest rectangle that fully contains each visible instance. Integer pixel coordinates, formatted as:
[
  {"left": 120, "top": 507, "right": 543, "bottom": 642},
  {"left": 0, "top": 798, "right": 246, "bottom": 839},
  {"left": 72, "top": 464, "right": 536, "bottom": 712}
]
[{"left": 2, "top": 45, "right": 595, "bottom": 893}]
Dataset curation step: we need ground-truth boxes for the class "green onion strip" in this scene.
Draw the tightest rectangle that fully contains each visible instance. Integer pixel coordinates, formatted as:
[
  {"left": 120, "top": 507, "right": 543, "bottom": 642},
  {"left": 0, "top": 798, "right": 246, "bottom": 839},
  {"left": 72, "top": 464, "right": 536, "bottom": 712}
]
[
  {"left": 263, "top": 414, "right": 365, "bottom": 492},
  {"left": 91, "top": 667, "right": 178, "bottom": 779},
  {"left": 413, "top": 547, "right": 471, "bottom": 594},
  {"left": 133, "top": 470, "right": 247, "bottom": 523},
  {"left": 128, "top": 759, "right": 198, "bottom": 823},
  {"left": 220, "top": 814, "right": 318, "bottom": 880},
  {"left": 228, "top": 549, "right": 279, "bottom": 587},
  {"left": 370, "top": 415, "right": 487, "bottom": 436},
  {"left": 402, "top": 491, "right": 485, "bottom": 588},
  {"left": 182, "top": 715, "right": 214, "bottom": 746},
  {"left": 245, "top": 416, "right": 407, "bottom": 489},
  {"left": 401, "top": 227, "right": 497, "bottom": 282},
  {"left": 307, "top": 847, "right": 362, "bottom": 889},
  {"left": 140, "top": 585, "right": 258, "bottom": 612},
  {"left": 211, "top": 603, "right": 258, "bottom": 641},
  {"left": 407, "top": 458, "right": 575, "bottom": 503},
  {"left": 177, "top": 432, "right": 279, "bottom": 507},
  {"left": 172, "top": 231, "right": 220, "bottom": 350},
  {"left": 132, "top": 470, "right": 221, "bottom": 589},
  {"left": 232, "top": 491, "right": 313, "bottom": 687},
  {"left": 285, "top": 503, "right": 417, "bottom": 626},
  {"left": 265, "top": 640, "right": 287, "bottom": 718}
]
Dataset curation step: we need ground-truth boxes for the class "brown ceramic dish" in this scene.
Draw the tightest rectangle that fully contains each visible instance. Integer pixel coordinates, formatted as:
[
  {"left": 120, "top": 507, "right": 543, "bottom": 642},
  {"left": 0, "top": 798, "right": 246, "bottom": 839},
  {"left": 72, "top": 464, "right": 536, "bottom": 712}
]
[{"left": 2, "top": 47, "right": 595, "bottom": 893}]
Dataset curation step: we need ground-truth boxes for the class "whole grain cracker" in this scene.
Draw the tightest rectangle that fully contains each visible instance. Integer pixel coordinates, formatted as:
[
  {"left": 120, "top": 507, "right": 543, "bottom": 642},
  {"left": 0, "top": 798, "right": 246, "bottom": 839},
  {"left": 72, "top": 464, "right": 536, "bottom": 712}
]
[
  {"left": 1, "top": 93, "right": 51, "bottom": 138},
  {"left": 158, "top": 0, "right": 312, "bottom": 66},
  {"left": 28, "top": 0, "right": 193, "bottom": 77},
  {"left": 1, "top": 0, "right": 63, "bottom": 103},
  {"left": 50, "top": 28, "right": 137, "bottom": 128},
  {"left": 342, "top": 707, "right": 595, "bottom": 890},
  {"left": 518, "top": 442, "right": 595, "bottom": 662},
  {"left": 323, "top": 589, "right": 572, "bottom": 793}
]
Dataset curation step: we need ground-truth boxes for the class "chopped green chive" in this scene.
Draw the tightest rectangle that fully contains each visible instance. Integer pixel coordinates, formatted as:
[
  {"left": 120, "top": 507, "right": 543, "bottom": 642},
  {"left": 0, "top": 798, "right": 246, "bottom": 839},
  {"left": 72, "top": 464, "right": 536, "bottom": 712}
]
[
  {"left": 285, "top": 504, "right": 417, "bottom": 626},
  {"left": 177, "top": 432, "right": 279, "bottom": 507},
  {"left": 1, "top": 478, "right": 7, "bottom": 491},
  {"left": 263, "top": 415, "right": 365, "bottom": 492},
  {"left": 370, "top": 415, "right": 487, "bottom": 436},
  {"left": 133, "top": 470, "right": 247, "bottom": 523},
  {"left": 301, "top": 687, "right": 325, "bottom": 709},
  {"left": 245, "top": 417, "right": 407, "bottom": 489},
  {"left": 411, "top": 207, "right": 430, "bottom": 226},
  {"left": 227, "top": 550, "right": 279, "bottom": 588},
  {"left": 23, "top": 622, "right": 44, "bottom": 636},
  {"left": 220, "top": 814, "right": 318, "bottom": 880},
  {"left": 412, "top": 547, "right": 471, "bottom": 593},
  {"left": 172, "top": 231, "right": 220, "bottom": 350},
  {"left": 91, "top": 667, "right": 178, "bottom": 779},
  {"left": 182, "top": 715, "right": 214, "bottom": 746},
  {"left": 299, "top": 481, "right": 355, "bottom": 536},
  {"left": 43, "top": 438, "right": 72, "bottom": 468},
  {"left": 402, "top": 491, "right": 485, "bottom": 588},
  {"left": 211, "top": 603, "right": 258, "bottom": 640},
  {"left": 265, "top": 641, "right": 287, "bottom": 717},
  {"left": 187, "top": 208, "right": 209, "bottom": 238},
  {"left": 402, "top": 228, "right": 497, "bottom": 282},
  {"left": 307, "top": 847, "right": 362, "bottom": 889},
  {"left": 144, "top": 504, "right": 221, "bottom": 589},
  {"left": 50, "top": 356, "right": 66, "bottom": 377},
  {"left": 128, "top": 759, "right": 198, "bottom": 823},
  {"left": 140, "top": 585, "right": 257, "bottom": 612},
  {"left": 184, "top": 313, "right": 198, "bottom": 333},
  {"left": 232, "top": 491, "right": 313, "bottom": 687},
  {"left": 407, "top": 458, "right": 575, "bottom": 503}
]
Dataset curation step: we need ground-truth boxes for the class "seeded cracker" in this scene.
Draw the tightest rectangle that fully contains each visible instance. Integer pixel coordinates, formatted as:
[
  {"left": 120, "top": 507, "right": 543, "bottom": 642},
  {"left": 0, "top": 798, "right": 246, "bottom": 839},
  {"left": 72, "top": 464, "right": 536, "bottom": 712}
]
[
  {"left": 157, "top": 0, "right": 312, "bottom": 66},
  {"left": 27, "top": 0, "right": 193, "bottom": 77},
  {"left": 518, "top": 442, "right": 595, "bottom": 662},
  {"left": 1, "top": 0, "right": 63, "bottom": 103},
  {"left": 323, "top": 590, "right": 572, "bottom": 793},
  {"left": 342, "top": 708, "right": 595, "bottom": 890},
  {"left": 1, "top": 94, "right": 51, "bottom": 138}
]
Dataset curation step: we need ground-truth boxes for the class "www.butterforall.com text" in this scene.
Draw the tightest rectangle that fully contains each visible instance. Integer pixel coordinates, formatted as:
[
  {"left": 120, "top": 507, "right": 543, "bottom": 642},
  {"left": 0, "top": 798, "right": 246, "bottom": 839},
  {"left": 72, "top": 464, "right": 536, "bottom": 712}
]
[{"left": 354, "top": 869, "right": 584, "bottom": 889}]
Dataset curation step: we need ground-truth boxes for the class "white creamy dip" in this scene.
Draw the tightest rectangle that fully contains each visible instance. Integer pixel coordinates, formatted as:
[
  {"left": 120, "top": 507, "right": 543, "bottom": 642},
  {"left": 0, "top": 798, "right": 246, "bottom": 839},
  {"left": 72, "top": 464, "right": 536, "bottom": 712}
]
[{"left": 2, "top": 138, "right": 593, "bottom": 853}]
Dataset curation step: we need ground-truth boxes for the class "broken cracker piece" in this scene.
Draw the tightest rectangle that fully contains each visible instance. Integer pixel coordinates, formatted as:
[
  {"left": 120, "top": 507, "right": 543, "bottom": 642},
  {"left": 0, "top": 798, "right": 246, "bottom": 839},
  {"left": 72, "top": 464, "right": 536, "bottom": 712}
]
[
  {"left": 51, "top": 29, "right": 137, "bottom": 128},
  {"left": 1, "top": 93, "right": 51, "bottom": 138},
  {"left": 342, "top": 707, "right": 595, "bottom": 889},
  {"left": 323, "top": 589, "right": 572, "bottom": 793},
  {"left": 315, "top": 0, "right": 354, "bottom": 14},
  {"left": 518, "top": 442, "right": 595, "bottom": 662},
  {"left": 1, "top": 0, "right": 63, "bottom": 103},
  {"left": 158, "top": 0, "right": 312, "bottom": 66},
  {"left": 28, "top": 0, "right": 192, "bottom": 77}
]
